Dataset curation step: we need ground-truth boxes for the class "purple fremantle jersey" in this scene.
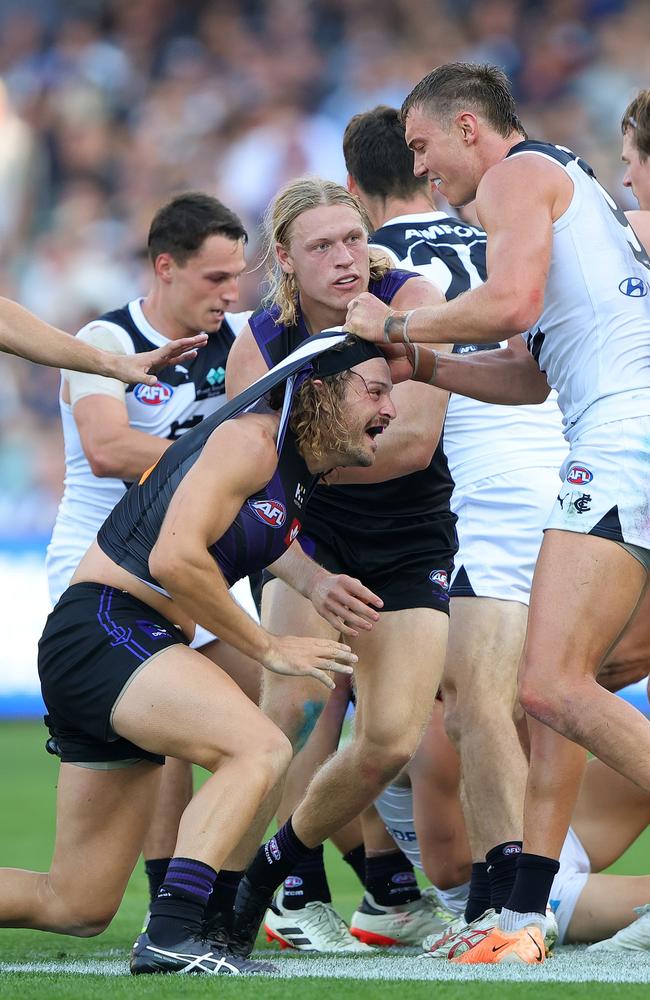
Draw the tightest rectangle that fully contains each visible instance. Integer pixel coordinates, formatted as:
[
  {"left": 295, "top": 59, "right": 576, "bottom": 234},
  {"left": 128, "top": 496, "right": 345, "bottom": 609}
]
[
  {"left": 249, "top": 270, "right": 454, "bottom": 519},
  {"left": 97, "top": 401, "right": 318, "bottom": 590}
]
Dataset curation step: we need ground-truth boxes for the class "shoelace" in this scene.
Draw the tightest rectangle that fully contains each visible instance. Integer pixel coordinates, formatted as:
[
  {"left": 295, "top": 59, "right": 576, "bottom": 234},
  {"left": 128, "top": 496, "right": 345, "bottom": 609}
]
[{"left": 304, "top": 902, "right": 355, "bottom": 943}]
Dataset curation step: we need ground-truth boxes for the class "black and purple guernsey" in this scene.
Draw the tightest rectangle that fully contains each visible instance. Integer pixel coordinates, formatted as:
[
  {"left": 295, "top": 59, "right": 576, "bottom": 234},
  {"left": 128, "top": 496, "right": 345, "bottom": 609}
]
[
  {"left": 249, "top": 270, "right": 455, "bottom": 521},
  {"left": 97, "top": 393, "right": 319, "bottom": 592}
]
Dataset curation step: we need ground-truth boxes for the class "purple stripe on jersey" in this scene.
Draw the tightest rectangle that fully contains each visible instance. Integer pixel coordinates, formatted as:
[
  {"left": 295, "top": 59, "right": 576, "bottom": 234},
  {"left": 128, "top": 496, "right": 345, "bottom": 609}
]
[{"left": 96, "top": 586, "right": 153, "bottom": 661}]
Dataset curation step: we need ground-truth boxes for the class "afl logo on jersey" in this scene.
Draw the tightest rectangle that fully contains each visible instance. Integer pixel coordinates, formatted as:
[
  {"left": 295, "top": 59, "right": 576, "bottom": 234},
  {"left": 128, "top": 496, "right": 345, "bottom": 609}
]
[
  {"left": 618, "top": 277, "right": 648, "bottom": 297},
  {"left": 248, "top": 498, "right": 287, "bottom": 528},
  {"left": 134, "top": 381, "right": 174, "bottom": 405},
  {"left": 566, "top": 465, "right": 593, "bottom": 485},
  {"left": 429, "top": 569, "right": 449, "bottom": 589}
]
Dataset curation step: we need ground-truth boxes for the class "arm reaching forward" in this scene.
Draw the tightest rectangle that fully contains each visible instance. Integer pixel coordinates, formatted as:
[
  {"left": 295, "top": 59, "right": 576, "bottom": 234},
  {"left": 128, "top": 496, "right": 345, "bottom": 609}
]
[{"left": 0, "top": 297, "right": 207, "bottom": 383}]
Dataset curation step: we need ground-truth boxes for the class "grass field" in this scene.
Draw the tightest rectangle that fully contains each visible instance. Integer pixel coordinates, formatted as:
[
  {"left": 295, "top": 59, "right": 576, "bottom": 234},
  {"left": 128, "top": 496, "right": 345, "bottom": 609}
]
[{"left": 1, "top": 721, "right": 649, "bottom": 999}]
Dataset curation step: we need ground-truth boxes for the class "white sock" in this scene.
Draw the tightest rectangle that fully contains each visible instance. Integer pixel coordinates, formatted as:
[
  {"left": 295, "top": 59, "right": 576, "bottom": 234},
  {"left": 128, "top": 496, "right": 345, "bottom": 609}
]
[{"left": 499, "top": 907, "right": 545, "bottom": 932}]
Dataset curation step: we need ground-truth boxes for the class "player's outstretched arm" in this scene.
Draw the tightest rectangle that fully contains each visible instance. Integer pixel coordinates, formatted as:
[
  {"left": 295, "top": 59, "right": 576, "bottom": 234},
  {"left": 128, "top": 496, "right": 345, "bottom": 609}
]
[
  {"left": 148, "top": 414, "right": 356, "bottom": 690},
  {"left": 0, "top": 296, "right": 207, "bottom": 382},
  {"left": 408, "top": 334, "right": 550, "bottom": 405},
  {"left": 345, "top": 156, "right": 559, "bottom": 346}
]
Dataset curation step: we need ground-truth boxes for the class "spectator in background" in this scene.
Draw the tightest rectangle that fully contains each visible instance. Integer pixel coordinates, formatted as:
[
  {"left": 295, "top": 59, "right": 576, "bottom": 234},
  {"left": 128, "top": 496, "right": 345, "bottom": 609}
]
[{"left": 0, "top": 0, "right": 648, "bottom": 542}]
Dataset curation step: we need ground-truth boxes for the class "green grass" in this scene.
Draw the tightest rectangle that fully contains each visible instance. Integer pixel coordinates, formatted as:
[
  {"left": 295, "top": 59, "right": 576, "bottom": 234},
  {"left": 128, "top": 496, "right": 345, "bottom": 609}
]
[{"left": 1, "top": 721, "right": 649, "bottom": 999}]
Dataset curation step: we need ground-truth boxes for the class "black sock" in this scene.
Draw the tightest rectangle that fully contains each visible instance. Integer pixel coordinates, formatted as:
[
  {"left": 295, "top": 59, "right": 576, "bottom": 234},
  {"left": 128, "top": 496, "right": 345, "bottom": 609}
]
[
  {"left": 364, "top": 850, "right": 420, "bottom": 906},
  {"left": 204, "top": 869, "right": 243, "bottom": 932},
  {"left": 144, "top": 857, "right": 170, "bottom": 905},
  {"left": 147, "top": 857, "right": 217, "bottom": 947},
  {"left": 281, "top": 844, "right": 332, "bottom": 909},
  {"left": 464, "top": 862, "right": 491, "bottom": 923},
  {"left": 342, "top": 843, "right": 366, "bottom": 887},
  {"left": 486, "top": 841, "right": 522, "bottom": 913},
  {"left": 505, "top": 853, "right": 560, "bottom": 915},
  {"left": 246, "top": 817, "right": 313, "bottom": 896}
]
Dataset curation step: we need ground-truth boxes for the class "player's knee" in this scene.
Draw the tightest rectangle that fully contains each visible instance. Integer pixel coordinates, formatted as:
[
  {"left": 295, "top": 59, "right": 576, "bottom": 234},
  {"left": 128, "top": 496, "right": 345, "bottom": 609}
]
[
  {"left": 262, "top": 693, "right": 327, "bottom": 750},
  {"left": 442, "top": 698, "right": 462, "bottom": 747},
  {"left": 247, "top": 727, "right": 293, "bottom": 789},
  {"left": 354, "top": 736, "right": 414, "bottom": 790},
  {"left": 63, "top": 903, "right": 118, "bottom": 937}
]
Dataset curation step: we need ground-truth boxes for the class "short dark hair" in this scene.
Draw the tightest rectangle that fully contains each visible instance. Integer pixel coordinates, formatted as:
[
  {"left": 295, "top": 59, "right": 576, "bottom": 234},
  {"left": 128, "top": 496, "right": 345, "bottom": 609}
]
[
  {"left": 621, "top": 90, "right": 650, "bottom": 162},
  {"left": 343, "top": 105, "right": 429, "bottom": 200},
  {"left": 147, "top": 192, "right": 248, "bottom": 265},
  {"left": 401, "top": 63, "right": 526, "bottom": 140}
]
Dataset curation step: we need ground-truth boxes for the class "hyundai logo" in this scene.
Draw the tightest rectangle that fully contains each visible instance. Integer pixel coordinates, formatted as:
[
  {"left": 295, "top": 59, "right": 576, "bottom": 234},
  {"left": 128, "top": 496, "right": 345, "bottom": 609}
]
[{"left": 618, "top": 277, "right": 648, "bottom": 297}]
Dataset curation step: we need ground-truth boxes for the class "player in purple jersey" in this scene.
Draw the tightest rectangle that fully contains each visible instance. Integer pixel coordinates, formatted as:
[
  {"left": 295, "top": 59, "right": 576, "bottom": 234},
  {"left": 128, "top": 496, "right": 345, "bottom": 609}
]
[
  {"left": 226, "top": 178, "right": 455, "bottom": 955},
  {"left": 0, "top": 334, "right": 394, "bottom": 977}
]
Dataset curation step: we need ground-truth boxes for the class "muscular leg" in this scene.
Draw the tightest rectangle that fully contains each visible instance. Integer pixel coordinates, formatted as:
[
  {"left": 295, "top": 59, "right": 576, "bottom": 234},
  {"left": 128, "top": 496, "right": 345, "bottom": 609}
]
[
  {"left": 292, "top": 607, "right": 448, "bottom": 845},
  {"left": 442, "top": 597, "right": 529, "bottom": 858},
  {"left": 564, "top": 757, "right": 650, "bottom": 943},
  {"left": 567, "top": 874, "right": 650, "bottom": 942},
  {"left": 0, "top": 762, "right": 160, "bottom": 934},
  {"left": 408, "top": 700, "right": 472, "bottom": 891},
  {"left": 572, "top": 758, "right": 650, "bottom": 872},
  {"left": 114, "top": 644, "right": 292, "bottom": 870},
  {"left": 519, "top": 532, "right": 649, "bottom": 861},
  {"left": 141, "top": 639, "right": 263, "bottom": 889}
]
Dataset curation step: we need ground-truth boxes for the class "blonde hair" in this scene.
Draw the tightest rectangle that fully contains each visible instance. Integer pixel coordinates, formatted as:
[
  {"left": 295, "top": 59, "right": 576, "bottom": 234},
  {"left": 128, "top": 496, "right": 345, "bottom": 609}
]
[{"left": 262, "top": 176, "right": 391, "bottom": 327}]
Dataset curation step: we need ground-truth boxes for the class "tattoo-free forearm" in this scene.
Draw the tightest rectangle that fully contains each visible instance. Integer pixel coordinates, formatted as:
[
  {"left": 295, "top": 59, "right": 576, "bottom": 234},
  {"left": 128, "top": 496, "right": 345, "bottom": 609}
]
[{"left": 152, "top": 547, "right": 273, "bottom": 662}]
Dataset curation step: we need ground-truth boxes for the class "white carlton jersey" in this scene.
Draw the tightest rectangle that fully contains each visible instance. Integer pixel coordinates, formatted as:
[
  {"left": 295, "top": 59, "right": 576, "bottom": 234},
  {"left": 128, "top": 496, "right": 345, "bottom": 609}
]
[
  {"left": 46, "top": 299, "right": 251, "bottom": 602},
  {"left": 371, "top": 212, "right": 566, "bottom": 491},
  {"left": 507, "top": 141, "right": 650, "bottom": 440}
]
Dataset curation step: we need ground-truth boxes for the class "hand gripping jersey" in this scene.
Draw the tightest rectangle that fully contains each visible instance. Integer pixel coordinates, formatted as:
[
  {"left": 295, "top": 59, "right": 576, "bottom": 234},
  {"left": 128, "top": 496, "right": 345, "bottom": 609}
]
[
  {"left": 249, "top": 270, "right": 455, "bottom": 519},
  {"left": 97, "top": 333, "right": 376, "bottom": 593},
  {"left": 506, "top": 141, "right": 650, "bottom": 440},
  {"left": 370, "top": 213, "right": 566, "bottom": 492},
  {"left": 46, "top": 299, "right": 250, "bottom": 602}
]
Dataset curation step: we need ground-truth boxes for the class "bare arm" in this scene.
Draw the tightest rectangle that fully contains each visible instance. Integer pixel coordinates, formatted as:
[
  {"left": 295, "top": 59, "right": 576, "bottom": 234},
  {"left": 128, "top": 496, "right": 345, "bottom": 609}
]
[
  {"left": 74, "top": 395, "right": 172, "bottom": 480},
  {"left": 411, "top": 335, "right": 550, "bottom": 405},
  {"left": 225, "top": 322, "right": 267, "bottom": 398},
  {"left": 0, "top": 297, "right": 207, "bottom": 382},
  {"left": 345, "top": 156, "right": 566, "bottom": 345},
  {"left": 149, "top": 414, "right": 356, "bottom": 688}
]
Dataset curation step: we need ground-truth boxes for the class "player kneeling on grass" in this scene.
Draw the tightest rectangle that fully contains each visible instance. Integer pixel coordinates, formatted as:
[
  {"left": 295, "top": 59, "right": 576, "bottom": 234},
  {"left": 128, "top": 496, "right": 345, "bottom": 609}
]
[{"left": 0, "top": 334, "right": 393, "bottom": 977}]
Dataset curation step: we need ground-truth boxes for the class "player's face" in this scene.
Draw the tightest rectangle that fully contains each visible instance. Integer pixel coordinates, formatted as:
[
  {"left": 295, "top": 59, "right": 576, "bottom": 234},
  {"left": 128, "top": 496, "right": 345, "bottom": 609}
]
[
  {"left": 622, "top": 129, "right": 650, "bottom": 211},
  {"left": 405, "top": 105, "right": 478, "bottom": 207},
  {"left": 280, "top": 204, "right": 371, "bottom": 321},
  {"left": 162, "top": 235, "right": 247, "bottom": 334},
  {"left": 335, "top": 357, "right": 396, "bottom": 468}
]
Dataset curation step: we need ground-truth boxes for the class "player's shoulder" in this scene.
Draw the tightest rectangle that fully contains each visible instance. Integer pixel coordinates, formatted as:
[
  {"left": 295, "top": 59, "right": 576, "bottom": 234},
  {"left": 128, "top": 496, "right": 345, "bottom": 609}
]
[{"left": 224, "top": 310, "right": 254, "bottom": 338}]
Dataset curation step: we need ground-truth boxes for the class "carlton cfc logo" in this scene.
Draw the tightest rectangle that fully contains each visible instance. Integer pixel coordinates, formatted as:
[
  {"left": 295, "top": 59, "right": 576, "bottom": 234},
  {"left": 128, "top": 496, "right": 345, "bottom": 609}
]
[
  {"left": 134, "top": 381, "right": 173, "bottom": 406},
  {"left": 248, "top": 499, "right": 287, "bottom": 528},
  {"left": 566, "top": 465, "right": 593, "bottom": 485}
]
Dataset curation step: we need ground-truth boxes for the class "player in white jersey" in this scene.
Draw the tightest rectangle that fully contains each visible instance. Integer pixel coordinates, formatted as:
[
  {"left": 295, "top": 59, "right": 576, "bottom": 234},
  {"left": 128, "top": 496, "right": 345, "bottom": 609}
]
[
  {"left": 343, "top": 106, "right": 566, "bottom": 945},
  {"left": 46, "top": 192, "right": 259, "bottom": 916},
  {"left": 346, "top": 63, "right": 650, "bottom": 965},
  {"left": 376, "top": 749, "right": 650, "bottom": 950},
  {"left": 0, "top": 296, "right": 206, "bottom": 380}
]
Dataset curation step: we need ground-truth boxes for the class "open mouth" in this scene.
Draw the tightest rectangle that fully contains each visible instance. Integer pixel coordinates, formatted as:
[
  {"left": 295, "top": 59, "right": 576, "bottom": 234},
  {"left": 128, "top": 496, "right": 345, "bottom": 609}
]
[
  {"left": 333, "top": 275, "right": 359, "bottom": 289},
  {"left": 365, "top": 425, "right": 385, "bottom": 441}
]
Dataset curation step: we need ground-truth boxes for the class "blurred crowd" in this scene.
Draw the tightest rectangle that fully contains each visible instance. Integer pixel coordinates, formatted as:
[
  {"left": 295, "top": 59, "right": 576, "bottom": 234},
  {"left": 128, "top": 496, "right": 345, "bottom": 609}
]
[{"left": 0, "top": 0, "right": 648, "bottom": 541}]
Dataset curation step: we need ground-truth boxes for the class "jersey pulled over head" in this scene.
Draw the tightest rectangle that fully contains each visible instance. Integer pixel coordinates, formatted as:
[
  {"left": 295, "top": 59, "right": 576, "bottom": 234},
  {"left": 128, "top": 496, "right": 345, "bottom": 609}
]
[{"left": 97, "top": 332, "right": 384, "bottom": 594}]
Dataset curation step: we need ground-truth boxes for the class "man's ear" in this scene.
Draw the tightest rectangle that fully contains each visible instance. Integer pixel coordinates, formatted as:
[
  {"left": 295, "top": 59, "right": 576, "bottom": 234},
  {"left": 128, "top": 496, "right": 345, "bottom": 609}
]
[
  {"left": 276, "top": 243, "right": 294, "bottom": 275},
  {"left": 154, "top": 252, "right": 175, "bottom": 283}
]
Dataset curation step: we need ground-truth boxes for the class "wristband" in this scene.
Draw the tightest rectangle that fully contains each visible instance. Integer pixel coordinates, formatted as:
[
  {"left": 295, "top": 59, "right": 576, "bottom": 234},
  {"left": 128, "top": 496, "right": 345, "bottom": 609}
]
[
  {"left": 413, "top": 348, "right": 439, "bottom": 385},
  {"left": 402, "top": 310, "right": 415, "bottom": 345},
  {"left": 383, "top": 311, "right": 406, "bottom": 343}
]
